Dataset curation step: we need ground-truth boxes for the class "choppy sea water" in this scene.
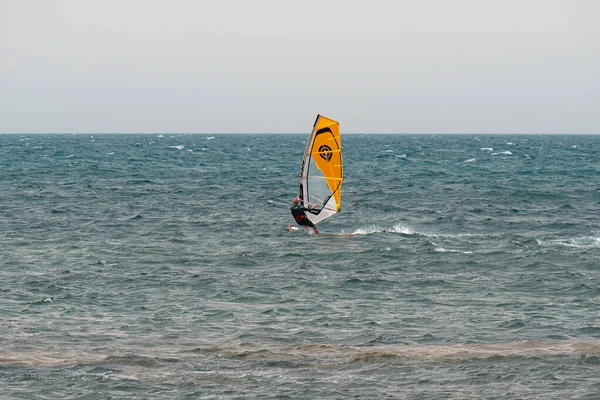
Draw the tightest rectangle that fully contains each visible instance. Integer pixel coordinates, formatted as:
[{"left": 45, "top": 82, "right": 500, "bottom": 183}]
[{"left": 2, "top": 133, "right": 600, "bottom": 399}]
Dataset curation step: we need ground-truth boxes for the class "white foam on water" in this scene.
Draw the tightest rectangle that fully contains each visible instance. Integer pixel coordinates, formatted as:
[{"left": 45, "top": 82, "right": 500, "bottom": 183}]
[
  {"left": 492, "top": 151, "right": 512, "bottom": 156},
  {"left": 349, "top": 226, "right": 383, "bottom": 235},
  {"left": 538, "top": 236, "right": 600, "bottom": 249},
  {"left": 433, "top": 245, "right": 473, "bottom": 254},
  {"left": 389, "top": 224, "right": 415, "bottom": 235},
  {"left": 434, "top": 246, "right": 460, "bottom": 252},
  {"left": 346, "top": 224, "right": 498, "bottom": 244},
  {"left": 168, "top": 145, "right": 185, "bottom": 150},
  {"left": 349, "top": 224, "right": 415, "bottom": 236}
]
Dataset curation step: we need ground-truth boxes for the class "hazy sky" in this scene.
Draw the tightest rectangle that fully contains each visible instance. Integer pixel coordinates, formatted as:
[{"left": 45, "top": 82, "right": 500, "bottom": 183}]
[{"left": 1, "top": 0, "right": 599, "bottom": 133}]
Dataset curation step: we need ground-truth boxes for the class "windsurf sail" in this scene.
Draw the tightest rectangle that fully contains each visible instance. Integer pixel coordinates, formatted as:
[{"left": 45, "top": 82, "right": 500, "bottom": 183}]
[{"left": 298, "top": 115, "right": 343, "bottom": 225}]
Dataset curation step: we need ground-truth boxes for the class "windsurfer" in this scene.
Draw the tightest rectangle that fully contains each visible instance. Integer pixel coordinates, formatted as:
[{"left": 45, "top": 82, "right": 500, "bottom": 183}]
[{"left": 291, "top": 197, "right": 319, "bottom": 234}]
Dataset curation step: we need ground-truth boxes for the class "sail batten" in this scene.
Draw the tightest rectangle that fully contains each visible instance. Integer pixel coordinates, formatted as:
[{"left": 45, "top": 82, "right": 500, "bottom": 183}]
[{"left": 299, "top": 115, "right": 343, "bottom": 225}]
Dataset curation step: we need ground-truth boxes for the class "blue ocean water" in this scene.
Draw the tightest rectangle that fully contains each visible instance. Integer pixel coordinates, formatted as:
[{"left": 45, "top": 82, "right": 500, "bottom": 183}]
[{"left": 2, "top": 133, "right": 600, "bottom": 399}]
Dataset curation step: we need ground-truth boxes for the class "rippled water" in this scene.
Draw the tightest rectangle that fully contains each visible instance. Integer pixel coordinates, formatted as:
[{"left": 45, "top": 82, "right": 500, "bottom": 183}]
[{"left": 2, "top": 134, "right": 600, "bottom": 399}]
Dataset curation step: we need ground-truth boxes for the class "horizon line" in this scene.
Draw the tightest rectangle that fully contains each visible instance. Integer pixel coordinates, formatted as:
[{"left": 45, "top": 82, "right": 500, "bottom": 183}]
[{"left": 1, "top": 132, "right": 597, "bottom": 135}]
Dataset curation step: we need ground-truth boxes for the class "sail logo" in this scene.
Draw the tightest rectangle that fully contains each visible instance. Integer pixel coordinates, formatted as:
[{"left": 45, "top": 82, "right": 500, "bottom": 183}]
[{"left": 318, "top": 145, "right": 333, "bottom": 161}]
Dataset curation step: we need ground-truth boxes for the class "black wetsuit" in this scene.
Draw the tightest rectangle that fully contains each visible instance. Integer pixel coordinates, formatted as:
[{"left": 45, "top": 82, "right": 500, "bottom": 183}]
[{"left": 290, "top": 205, "right": 316, "bottom": 229}]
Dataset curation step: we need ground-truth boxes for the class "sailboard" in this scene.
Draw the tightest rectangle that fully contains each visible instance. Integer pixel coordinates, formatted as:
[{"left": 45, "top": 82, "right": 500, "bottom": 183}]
[{"left": 297, "top": 114, "right": 343, "bottom": 226}]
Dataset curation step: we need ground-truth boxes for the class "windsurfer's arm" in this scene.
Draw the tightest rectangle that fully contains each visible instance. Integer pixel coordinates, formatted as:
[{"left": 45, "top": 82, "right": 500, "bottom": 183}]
[{"left": 295, "top": 197, "right": 320, "bottom": 213}]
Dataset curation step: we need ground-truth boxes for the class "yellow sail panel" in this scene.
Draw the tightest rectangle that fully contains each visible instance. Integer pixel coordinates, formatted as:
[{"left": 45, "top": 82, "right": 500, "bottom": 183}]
[{"left": 310, "top": 117, "right": 342, "bottom": 211}]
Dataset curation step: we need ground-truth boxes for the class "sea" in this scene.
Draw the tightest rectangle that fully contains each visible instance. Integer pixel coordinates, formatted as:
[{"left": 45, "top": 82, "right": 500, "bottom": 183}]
[{"left": 2, "top": 133, "right": 600, "bottom": 399}]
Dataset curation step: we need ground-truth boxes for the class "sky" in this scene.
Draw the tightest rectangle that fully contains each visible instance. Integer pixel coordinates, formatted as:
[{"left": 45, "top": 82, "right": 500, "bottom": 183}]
[{"left": 1, "top": 0, "right": 599, "bottom": 134}]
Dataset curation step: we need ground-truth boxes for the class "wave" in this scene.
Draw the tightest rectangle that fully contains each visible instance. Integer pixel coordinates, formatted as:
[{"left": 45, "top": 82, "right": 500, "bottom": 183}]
[
  {"left": 538, "top": 236, "right": 600, "bottom": 249},
  {"left": 432, "top": 245, "right": 473, "bottom": 254},
  {"left": 347, "top": 224, "right": 497, "bottom": 240},
  {"left": 348, "top": 224, "right": 416, "bottom": 236},
  {"left": 4, "top": 340, "right": 600, "bottom": 368}
]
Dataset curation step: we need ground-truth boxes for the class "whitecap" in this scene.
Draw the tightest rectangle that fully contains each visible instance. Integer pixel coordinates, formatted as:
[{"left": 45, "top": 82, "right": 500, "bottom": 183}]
[
  {"left": 434, "top": 247, "right": 460, "bottom": 252},
  {"left": 492, "top": 151, "right": 512, "bottom": 156},
  {"left": 350, "top": 226, "right": 383, "bottom": 235},
  {"left": 434, "top": 247, "right": 472, "bottom": 254},
  {"left": 206, "top": 136, "right": 215, "bottom": 140},
  {"left": 481, "top": 148, "right": 493, "bottom": 151},
  {"left": 350, "top": 224, "right": 415, "bottom": 235},
  {"left": 464, "top": 158, "right": 476, "bottom": 163},
  {"left": 169, "top": 145, "right": 185, "bottom": 150},
  {"left": 99, "top": 260, "right": 118, "bottom": 267},
  {"left": 390, "top": 225, "right": 415, "bottom": 235},
  {"left": 538, "top": 236, "right": 600, "bottom": 249}
]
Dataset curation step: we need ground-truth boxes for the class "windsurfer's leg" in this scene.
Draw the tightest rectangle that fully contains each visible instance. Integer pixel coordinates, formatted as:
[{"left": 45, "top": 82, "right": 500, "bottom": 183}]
[{"left": 306, "top": 221, "right": 319, "bottom": 235}]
